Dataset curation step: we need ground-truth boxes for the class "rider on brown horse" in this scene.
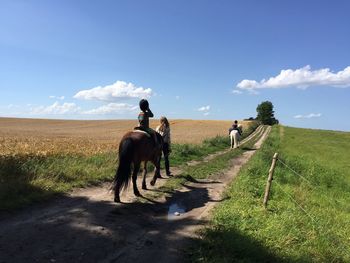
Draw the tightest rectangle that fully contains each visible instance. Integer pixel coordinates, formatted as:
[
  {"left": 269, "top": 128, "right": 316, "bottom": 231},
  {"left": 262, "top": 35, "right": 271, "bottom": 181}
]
[{"left": 113, "top": 99, "right": 163, "bottom": 203}]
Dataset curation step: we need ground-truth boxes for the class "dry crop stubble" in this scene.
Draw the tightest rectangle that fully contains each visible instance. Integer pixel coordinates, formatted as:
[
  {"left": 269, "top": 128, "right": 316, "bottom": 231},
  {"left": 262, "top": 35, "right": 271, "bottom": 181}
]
[{"left": 0, "top": 118, "right": 252, "bottom": 155}]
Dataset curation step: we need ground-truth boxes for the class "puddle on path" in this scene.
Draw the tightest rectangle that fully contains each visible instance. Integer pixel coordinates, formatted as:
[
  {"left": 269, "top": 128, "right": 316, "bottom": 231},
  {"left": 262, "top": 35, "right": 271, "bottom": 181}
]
[{"left": 167, "top": 203, "right": 186, "bottom": 220}]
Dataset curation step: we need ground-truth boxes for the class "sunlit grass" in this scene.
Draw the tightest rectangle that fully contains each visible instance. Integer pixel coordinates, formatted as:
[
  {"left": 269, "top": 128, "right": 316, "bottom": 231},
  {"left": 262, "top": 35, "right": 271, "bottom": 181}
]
[{"left": 191, "top": 125, "right": 350, "bottom": 262}]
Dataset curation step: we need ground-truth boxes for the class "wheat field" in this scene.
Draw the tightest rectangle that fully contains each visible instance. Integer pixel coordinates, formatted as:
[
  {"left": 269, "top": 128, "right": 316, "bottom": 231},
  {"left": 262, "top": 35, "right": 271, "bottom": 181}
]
[{"left": 0, "top": 118, "right": 252, "bottom": 155}]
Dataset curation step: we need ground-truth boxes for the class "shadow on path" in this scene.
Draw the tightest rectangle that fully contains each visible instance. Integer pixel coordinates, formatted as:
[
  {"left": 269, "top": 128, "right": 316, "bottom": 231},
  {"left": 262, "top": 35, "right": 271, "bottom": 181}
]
[{"left": 0, "top": 181, "right": 290, "bottom": 263}]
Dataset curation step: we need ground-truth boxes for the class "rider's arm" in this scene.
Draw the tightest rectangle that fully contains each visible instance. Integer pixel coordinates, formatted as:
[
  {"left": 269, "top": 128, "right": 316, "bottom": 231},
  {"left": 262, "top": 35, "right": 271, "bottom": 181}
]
[{"left": 147, "top": 108, "right": 154, "bottom": 118}]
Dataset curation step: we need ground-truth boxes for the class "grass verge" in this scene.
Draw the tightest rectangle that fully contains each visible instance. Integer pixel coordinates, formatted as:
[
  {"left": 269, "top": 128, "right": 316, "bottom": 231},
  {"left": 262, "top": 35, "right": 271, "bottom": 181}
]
[
  {"left": 151, "top": 126, "right": 264, "bottom": 199},
  {"left": 190, "top": 125, "right": 350, "bottom": 263}
]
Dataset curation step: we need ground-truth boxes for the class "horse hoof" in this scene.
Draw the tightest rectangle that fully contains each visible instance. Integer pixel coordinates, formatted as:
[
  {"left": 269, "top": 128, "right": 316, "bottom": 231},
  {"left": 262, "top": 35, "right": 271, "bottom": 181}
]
[
  {"left": 134, "top": 191, "right": 142, "bottom": 197},
  {"left": 114, "top": 197, "right": 121, "bottom": 203},
  {"left": 150, "top": 180, "right": 155, "bottom": 186},
  {"left": 142, "top": 185, "right": 147, "bottom": 190}
]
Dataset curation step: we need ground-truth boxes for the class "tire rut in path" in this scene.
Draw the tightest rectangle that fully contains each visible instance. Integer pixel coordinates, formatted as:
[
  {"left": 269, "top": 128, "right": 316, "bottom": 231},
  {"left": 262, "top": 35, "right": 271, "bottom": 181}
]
[{"left": 0, "top": 126, "right": 270, "bottom": 263}]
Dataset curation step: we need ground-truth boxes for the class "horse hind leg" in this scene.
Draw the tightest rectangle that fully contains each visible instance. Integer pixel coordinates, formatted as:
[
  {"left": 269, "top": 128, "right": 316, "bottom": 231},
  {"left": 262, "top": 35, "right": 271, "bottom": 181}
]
[
  {"left": 142, "top": 161, "right": 148, "bottom": 190},
  {"left": 132, "top": 162, "right": 141, "bottom": 197},
  {"left": 150, "top": 155, "right": 161, "bottom": 186},
  {"left": 114, "top": 167, "right": 127, "bottom": 203},
  {"left": 114, "top": 179, "right": 122, "bottom": 203}
]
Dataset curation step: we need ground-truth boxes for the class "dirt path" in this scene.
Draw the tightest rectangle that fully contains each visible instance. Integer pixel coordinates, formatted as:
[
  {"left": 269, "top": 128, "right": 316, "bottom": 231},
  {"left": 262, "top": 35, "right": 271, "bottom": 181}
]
[{"left": 0, "top": 126, "right": 270, "bottom": 263}]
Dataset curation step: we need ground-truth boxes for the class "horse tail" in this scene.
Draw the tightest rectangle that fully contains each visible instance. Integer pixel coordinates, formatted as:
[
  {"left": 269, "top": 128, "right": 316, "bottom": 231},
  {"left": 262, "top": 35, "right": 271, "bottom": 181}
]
[{"left": 113, "top": 137, "right": 134, "bottom": 194}]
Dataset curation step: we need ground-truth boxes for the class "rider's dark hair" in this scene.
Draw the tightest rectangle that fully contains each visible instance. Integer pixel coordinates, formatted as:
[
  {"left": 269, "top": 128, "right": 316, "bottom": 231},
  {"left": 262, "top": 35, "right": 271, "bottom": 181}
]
[{"left": 139, "top": 99, "right": 149, "bottom": 111}]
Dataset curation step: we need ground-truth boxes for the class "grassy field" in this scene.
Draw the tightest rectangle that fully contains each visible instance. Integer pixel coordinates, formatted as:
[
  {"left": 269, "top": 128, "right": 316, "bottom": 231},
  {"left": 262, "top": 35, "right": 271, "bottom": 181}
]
[
  {"left": 191, "top": 126, "right": 350, "bottom": 262},
  {"left": 0, "top": 117, "right": 256, "bottom": 210}
]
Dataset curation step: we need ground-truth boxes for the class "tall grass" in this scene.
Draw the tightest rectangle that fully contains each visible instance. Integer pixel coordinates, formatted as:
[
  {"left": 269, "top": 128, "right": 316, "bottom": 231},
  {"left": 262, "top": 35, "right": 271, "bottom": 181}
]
[
  {"left": 0, "top": 153, "right": 116, "bottom": 210},
  {"left": 191, "top": 125, "right": 350, "bottom": 262},
  {"left": 170, "top": 136, "right": 229, "bottom": 166},
  {"left": 155, "top": 126, "right": 263, "bottom": 199}
]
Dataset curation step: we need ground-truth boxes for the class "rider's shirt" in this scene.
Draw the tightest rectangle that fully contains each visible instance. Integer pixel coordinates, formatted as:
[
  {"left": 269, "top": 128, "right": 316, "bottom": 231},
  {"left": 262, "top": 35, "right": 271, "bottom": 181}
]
[{"left": 138, "top": 111, "right": 151, "bottom": 129}]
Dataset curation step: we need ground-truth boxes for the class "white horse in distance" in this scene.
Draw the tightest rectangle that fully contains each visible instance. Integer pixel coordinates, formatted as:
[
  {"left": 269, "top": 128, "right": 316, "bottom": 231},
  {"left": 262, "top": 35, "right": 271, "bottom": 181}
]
[{"left": 230, "top": 124, "right": 242, "bottom": 149}]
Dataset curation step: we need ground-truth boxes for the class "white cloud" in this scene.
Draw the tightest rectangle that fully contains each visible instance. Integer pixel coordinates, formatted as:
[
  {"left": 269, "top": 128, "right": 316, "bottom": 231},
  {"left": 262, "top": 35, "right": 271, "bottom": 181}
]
[
  {"left": 49, "top": 95, "right": 65, "bottom": 100},
  {"left": 197, "top": 105, "right": 210, "bottom": 112},
  {"left": 7, "top": 104, "right": 19, "bottom": 109},
  {"left": 197, "top": 105, "right": 211, "bottom": 116},
  {"left": 237, "top": 65, "right": 350, "bottom": 90},
  {"left": 74, "top": 80, "right": 153, "bottom": 102},
  {"left": 232, "top": 90, "right": 242, "bottom": 94},
  {"left": 12, "top": 102, "right": 137, "bottom": 117},
  {"left": 82, "top": 103, "right": 138, "bottom": 115},
  {"left": 248, "top": 89, "right": 260, "bottom": 95},
  {"left": 30, "top": 102, "right": 81, "bottom": 115},
  {"left": 294, "top": 113, "right": 322, "bottom": 119}
]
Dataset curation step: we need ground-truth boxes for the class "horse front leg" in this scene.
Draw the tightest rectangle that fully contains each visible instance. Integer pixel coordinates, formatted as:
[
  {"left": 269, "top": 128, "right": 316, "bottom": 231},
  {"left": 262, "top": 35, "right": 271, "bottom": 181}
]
[
  {"left": 142, "top": 161, "right": 148, "bottom": 190},
  {"left": 132, "top": 162, "right": 141, "bottom": 197}
]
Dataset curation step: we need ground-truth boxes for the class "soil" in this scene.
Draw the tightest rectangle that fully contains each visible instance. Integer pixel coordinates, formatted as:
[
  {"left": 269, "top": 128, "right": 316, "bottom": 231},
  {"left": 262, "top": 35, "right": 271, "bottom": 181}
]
[{"left": 0, "top": 126, "right": 270, "bottom": 263}]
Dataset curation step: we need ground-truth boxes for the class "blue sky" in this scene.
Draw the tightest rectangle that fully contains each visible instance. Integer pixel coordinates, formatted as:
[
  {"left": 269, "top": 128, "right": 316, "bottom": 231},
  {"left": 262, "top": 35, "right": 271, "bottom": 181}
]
[{"left": 1, "top": 0, "right": 350, "bottom": 131}]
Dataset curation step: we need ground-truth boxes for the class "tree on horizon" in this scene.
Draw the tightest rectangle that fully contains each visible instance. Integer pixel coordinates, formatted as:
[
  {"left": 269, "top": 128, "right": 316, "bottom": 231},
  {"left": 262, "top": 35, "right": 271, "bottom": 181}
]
[{"left": 256, "top": 101, "right": 278, "bottom": 125}]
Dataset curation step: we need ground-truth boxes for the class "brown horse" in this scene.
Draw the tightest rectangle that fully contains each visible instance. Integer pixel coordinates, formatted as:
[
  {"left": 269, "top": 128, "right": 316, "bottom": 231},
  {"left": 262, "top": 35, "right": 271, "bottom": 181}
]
[{"left": 113, "top": 130, "right": 163, "bottom": 203}]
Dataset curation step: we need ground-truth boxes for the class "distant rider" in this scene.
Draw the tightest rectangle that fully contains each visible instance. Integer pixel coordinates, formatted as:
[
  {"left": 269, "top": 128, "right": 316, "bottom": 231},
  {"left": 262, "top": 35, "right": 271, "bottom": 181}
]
[{"left": 228, "top": 120, "right": 242, "bottom": 136}]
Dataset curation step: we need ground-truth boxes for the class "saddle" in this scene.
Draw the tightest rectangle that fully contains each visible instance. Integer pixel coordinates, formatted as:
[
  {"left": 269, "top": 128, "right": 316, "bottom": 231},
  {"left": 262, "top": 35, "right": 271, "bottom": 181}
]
[
  {"left": 133, "top": 127, "right": 160, "bottom": 149},
  {"left": 133, "top": 127, "right": 151, "bottom": 138}
]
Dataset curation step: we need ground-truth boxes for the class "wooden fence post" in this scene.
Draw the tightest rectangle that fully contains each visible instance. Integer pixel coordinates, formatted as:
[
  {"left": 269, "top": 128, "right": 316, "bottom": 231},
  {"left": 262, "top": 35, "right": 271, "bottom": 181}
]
[{"left": 263, "top": 152, "right": 278, "bottom": 208}]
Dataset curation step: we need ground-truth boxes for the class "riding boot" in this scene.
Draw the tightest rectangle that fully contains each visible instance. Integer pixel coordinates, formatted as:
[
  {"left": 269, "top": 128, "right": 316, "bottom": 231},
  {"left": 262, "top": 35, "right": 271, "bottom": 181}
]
[{"left": 164, "top": 155, "right": 171, "bottom": 176}]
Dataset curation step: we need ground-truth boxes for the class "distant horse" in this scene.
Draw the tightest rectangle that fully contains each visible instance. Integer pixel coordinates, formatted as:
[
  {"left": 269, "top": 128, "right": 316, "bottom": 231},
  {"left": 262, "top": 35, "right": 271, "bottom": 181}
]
[
  {"left": 230, "top": 124, "right": 243, "bottom": 149},
  {"left": 113, "top": 130, "right": 163, "bottom": 203}
]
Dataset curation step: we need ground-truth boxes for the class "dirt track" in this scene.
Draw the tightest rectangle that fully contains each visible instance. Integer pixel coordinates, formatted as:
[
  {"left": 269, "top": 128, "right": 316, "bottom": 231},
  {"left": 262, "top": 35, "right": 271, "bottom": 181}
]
[{"left": 0, "top": 126, "right": 270, "bottom": 263}]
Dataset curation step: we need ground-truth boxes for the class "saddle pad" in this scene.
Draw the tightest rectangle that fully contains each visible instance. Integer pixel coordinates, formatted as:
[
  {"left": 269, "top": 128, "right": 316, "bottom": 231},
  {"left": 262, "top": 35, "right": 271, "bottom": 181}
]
[{"left": 133, "top": 129, "right": 151, "bottom": 137}]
